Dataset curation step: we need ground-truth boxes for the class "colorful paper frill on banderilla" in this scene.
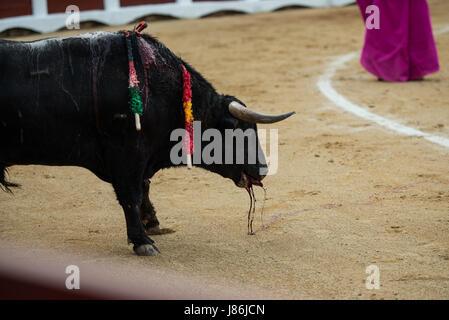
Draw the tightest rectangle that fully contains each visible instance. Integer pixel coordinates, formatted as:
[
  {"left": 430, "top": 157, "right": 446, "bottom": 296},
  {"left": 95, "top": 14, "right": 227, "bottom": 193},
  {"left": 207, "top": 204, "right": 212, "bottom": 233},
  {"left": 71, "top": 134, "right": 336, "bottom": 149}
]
[
  {"left": 128, "top": 61, "right": 143, "bottom": 131},
  {"left": 181, "top": 64, "right": 194, "bottom": 169}
]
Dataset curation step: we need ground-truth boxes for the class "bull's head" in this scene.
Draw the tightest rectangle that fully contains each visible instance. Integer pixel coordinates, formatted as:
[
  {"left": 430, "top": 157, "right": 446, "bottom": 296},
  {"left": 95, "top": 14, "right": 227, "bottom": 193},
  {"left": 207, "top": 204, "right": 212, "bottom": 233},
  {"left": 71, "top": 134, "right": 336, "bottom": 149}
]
[{"left": 195, "top": 94, "right": 294, "bottom": 188}]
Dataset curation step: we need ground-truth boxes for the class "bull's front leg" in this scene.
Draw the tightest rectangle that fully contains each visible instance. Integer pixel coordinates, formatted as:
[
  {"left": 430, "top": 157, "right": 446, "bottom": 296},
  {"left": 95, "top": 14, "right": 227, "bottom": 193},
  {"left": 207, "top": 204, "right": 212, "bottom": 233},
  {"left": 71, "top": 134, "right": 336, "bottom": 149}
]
[
  {"left": 108, "top": 156, "right": 159, "bottom": 256},
  {"left": 140, "top": 179, "right": 175, "bottom": 235},
  {"left": 122, "top": 201, "right": 159, "bottom": 256}
]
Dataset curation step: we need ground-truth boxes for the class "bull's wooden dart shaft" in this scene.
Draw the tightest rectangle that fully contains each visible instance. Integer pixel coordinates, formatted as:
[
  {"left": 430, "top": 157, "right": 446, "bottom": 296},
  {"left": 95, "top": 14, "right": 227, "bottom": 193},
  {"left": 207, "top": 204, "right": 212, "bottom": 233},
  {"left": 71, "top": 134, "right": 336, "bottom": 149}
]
[
  {"left": 135, "top": 113, "right": 141, "bottom": 131},
  {"left": 186, "top": 154, "right": 192, "bottom": 169}
]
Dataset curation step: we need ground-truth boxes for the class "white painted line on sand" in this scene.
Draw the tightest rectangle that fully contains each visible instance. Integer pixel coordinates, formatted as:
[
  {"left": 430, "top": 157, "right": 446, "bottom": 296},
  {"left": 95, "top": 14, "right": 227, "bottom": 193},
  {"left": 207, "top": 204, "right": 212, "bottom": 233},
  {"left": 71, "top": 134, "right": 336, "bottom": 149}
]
[
  {"left": 435, "top": 25, "right": 449, "bottom": 35},
  {"left": 317, "top": 26, "right": 449, "bottom": 150}
]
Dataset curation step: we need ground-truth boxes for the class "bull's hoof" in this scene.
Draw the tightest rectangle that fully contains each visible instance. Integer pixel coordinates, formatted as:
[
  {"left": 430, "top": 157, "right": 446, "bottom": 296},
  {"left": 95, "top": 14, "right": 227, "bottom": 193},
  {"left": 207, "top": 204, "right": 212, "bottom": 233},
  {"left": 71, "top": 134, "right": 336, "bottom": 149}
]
[
  {"left": 134, "top": 243, "right": 160, "bottom": 256},
  {"left": 145, "top": 225, "right": 176, "bottom": 235}
]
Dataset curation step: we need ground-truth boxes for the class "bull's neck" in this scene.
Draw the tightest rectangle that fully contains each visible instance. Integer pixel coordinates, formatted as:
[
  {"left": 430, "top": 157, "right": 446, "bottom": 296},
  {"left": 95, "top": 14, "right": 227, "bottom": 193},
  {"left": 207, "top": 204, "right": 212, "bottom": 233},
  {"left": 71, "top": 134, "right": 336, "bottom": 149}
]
[{"left": 191, "top": 87, "right": 223, "bottom": 126}]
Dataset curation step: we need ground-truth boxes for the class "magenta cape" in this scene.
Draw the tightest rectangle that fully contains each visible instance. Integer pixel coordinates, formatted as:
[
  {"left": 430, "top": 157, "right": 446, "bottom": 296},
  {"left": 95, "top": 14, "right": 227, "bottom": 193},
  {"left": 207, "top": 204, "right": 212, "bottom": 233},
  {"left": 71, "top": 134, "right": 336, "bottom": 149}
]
[{"left": 357, "top": 0, "right": 439, "bottom": 82}]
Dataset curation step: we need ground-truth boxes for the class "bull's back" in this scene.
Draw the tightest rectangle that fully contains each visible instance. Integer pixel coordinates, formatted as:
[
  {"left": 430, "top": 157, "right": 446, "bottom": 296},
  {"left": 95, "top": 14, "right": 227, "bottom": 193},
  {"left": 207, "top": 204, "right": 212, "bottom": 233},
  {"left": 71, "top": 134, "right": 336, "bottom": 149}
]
[{"left": 0, "top": 33, "right": 129, "bottom": 165}]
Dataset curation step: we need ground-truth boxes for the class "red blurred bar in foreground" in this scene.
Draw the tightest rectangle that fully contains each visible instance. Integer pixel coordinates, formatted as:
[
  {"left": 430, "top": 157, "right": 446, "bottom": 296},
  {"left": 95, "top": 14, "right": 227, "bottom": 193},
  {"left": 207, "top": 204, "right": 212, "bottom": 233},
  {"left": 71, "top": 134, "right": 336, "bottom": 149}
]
[{"left": 0, "top": 242, "right": 274, "bottom": 300}]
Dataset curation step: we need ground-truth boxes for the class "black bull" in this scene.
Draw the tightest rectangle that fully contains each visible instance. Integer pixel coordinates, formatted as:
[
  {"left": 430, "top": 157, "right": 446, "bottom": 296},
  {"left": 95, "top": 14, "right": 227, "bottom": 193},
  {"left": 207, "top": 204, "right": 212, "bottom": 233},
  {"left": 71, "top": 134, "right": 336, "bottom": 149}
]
[{"left": 0, "top": 32, "right": 293, "bottom": 256}]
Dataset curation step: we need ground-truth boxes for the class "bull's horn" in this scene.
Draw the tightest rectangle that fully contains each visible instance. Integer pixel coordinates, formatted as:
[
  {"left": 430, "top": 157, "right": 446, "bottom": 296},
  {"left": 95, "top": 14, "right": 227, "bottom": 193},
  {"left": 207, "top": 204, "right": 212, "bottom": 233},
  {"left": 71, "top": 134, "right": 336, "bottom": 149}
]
[{"left": 228, "top": 101, "right": 295, "bottom": 124}]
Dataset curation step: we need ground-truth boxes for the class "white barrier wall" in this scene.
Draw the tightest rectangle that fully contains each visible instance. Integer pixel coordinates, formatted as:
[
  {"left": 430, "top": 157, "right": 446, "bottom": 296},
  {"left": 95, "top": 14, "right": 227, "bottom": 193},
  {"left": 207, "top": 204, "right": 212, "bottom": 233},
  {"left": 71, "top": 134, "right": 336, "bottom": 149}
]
[{"left": 0, "top": 0, "right": 356, "bottom": 34}]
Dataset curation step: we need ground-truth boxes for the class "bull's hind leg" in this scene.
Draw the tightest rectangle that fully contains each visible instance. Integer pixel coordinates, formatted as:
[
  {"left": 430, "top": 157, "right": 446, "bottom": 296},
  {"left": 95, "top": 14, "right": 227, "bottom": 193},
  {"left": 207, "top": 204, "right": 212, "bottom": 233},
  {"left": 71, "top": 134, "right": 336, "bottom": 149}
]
[{"left": 140, "top": 179, "right": 175, "bottom": 235}]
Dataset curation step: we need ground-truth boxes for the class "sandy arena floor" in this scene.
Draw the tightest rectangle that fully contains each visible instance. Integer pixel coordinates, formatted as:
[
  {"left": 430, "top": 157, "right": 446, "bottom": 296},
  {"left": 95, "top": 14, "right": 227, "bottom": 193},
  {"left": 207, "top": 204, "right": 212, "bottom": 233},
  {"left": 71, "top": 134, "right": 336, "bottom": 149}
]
[{"left": 1, "top": 0, "right": 448, "bottom": 299}]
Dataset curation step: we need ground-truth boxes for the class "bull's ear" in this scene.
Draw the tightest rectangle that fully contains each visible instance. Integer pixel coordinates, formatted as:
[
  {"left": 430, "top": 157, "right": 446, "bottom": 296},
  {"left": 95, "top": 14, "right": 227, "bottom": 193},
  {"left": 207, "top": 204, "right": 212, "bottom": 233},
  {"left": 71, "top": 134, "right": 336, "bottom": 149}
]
[{"left": 222, "top": 117, "right": 239, "bottom": 129}]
